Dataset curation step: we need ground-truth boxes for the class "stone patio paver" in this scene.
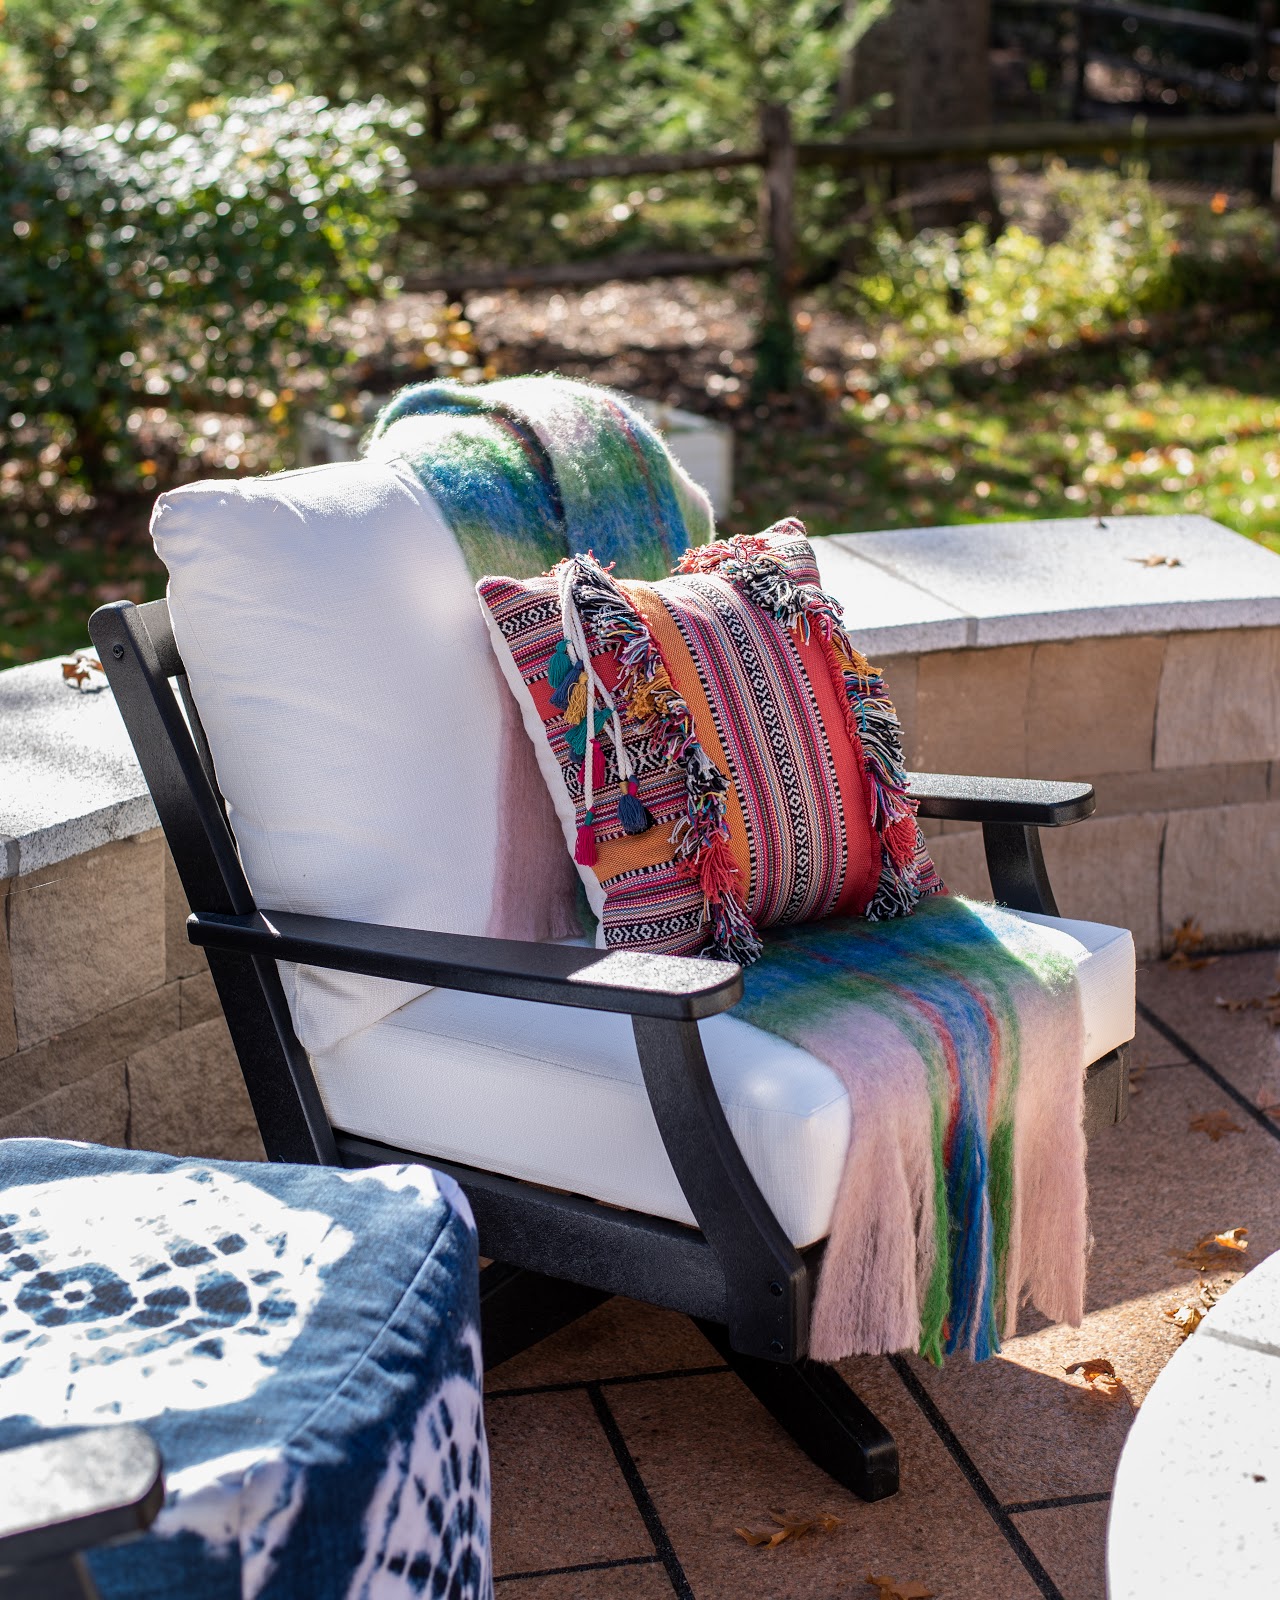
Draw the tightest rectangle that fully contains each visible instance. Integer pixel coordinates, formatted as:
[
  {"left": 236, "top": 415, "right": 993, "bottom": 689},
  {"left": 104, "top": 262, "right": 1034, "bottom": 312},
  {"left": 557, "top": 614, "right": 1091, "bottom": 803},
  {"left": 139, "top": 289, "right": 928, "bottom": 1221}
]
[{"left": 483, "top": 947, "right": 1280, "bottom": 1600}]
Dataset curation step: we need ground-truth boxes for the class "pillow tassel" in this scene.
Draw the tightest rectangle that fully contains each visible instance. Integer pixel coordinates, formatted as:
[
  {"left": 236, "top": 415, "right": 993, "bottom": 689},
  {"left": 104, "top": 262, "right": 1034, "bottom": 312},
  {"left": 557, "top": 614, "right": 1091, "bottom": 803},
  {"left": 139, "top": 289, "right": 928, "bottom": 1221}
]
[
  {"left": 589, "top": 739, "right": 606, "bottom": 788},
  {"left": 574, "top": 810, "right": 599, "bottom": 866},
  {"left": 549, "top": 659, "right": 583, "bottom": 711},
  {"left": 547, "top": 638, "right": 575, "bottom": 690},
  {"left": 617, "top": 778, "right": 654, "bottom": 836},
  {"left": 562, "top": 673, "right": 589, "bottom": 725}
]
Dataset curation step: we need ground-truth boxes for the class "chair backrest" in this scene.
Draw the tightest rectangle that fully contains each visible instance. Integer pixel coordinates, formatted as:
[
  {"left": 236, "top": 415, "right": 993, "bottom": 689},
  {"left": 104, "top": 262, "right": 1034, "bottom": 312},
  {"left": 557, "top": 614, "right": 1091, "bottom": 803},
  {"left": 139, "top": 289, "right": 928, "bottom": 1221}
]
[
  {"left": 91, "top": 593, "right": 338, "bottom": 1162},
  {"left": 140, "top": 456, "right": 579, "bottom": 1058}
]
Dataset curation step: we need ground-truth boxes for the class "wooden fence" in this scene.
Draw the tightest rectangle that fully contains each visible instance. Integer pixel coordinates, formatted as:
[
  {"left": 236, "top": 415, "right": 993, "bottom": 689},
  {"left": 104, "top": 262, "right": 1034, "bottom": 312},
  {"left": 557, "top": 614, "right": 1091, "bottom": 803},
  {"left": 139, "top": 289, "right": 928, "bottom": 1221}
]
[{"left": 403, "top": 0, "right": 1280, "bottom": 299}]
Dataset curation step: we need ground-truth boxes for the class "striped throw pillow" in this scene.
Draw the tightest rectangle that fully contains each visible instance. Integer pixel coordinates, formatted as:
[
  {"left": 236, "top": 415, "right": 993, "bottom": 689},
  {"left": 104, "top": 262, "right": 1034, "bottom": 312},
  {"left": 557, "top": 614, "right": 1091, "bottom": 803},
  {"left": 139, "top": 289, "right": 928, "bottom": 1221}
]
[{"left": 476, "top": 521, "right": 943, "bottom": 963}]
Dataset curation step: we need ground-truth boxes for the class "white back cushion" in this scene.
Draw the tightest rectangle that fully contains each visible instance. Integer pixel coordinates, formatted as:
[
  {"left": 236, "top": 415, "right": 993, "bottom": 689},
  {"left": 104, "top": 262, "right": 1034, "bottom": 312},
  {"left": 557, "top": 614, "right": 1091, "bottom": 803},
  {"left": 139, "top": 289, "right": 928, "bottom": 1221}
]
[{"left": 152, "top": 457, "right": 575, "bottom": 1054}]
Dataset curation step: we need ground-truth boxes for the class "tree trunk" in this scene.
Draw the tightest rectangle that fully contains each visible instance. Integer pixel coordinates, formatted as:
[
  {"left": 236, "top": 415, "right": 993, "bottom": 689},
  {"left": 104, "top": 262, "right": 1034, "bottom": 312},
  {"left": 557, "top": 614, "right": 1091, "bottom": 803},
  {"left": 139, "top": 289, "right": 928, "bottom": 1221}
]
[{"left": 847, "top": 0, "right": 1000, "bottom": 231}]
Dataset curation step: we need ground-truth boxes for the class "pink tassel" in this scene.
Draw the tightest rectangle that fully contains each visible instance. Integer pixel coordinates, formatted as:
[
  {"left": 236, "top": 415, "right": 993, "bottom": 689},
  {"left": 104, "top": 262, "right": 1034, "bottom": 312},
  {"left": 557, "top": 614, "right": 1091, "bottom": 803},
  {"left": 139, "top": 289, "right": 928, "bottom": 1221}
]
[
  {"left": 590, "top": 739, "right": 606, "bottom": 787},
  {"left": 574, "top": 810, "right": 598, "bottom": 866}
]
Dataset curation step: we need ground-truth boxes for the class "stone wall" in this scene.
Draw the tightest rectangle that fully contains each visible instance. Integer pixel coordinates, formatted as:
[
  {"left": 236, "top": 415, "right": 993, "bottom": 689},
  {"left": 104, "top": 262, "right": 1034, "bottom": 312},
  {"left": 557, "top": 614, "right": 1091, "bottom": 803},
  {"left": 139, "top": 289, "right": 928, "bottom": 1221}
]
[
  {"left": 884, "top": 626, "right": 1280, "bottom": 959},
  {"left": 0, "top": 833, "right": 263, "bottom": 1156},
  {"left": 4, "top": 509, "right": 1278, "bottom": 1154}
]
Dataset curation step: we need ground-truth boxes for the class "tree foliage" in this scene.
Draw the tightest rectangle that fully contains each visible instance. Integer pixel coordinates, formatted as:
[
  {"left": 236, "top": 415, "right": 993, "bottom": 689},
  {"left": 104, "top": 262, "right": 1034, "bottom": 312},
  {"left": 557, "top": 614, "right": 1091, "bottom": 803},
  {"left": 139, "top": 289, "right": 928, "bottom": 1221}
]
[{"left": 1, "top": 93, "right": 413, "bottom": 483}]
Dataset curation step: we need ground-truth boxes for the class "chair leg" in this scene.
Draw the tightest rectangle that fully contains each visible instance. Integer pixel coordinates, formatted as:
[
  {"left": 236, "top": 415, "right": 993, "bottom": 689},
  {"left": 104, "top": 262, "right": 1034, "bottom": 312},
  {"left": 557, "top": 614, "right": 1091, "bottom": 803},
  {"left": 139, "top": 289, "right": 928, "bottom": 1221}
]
[
  {"left": 695, "top": 1319, "right": 899, "bottom": 1502},
  {"left": 479, "top": 1262, "right": 612, "bottom": 1371}
]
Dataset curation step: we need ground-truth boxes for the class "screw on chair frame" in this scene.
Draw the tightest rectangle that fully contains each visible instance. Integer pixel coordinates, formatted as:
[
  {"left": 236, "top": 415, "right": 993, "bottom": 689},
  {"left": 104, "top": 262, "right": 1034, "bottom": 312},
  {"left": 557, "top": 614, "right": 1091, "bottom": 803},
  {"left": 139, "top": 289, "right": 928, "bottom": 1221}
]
[{"left": 89, "top": 597, "right": 1128, "bottom": 1503}]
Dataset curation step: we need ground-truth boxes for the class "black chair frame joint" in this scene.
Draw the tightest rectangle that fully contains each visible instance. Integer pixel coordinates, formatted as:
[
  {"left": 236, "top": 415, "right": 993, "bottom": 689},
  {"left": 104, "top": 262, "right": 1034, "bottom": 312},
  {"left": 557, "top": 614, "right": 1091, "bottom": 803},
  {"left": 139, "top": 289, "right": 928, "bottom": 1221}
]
[
  {"left": 89, "top": 597, "right": 1128, "bottom": 1505},
  {"left": 0, "top": 1426, "right": 163, "bottom": 1600}
]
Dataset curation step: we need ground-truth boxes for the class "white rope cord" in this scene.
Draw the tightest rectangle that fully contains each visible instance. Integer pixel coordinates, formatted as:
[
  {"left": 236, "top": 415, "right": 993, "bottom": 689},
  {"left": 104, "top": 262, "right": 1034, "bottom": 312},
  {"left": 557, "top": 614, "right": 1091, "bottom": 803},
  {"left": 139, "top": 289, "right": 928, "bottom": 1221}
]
[{"left": 556, "top": 560, "right": 635, "bottom": 818}]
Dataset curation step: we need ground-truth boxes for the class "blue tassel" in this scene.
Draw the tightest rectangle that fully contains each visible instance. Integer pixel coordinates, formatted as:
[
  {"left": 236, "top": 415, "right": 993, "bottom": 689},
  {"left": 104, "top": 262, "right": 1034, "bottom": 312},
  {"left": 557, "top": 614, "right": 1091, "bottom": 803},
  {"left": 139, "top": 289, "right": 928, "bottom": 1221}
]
[
  {"left": 617, "top": 779, "right": 654, "bottom": 836},
  {"left": 549, "top": 659, "right": 583, "bottom": 711},
  {"left": 547, "top": 639, "right": 574, "bottom": 690}
]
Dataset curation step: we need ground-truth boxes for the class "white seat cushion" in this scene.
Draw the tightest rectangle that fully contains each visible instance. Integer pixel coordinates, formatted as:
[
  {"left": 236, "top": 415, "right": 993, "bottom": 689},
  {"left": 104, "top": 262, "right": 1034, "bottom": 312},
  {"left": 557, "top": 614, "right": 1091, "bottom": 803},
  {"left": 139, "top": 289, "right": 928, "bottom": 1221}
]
[{"left": 311, "top": 909, "right": 1135, "bottom": 1248}]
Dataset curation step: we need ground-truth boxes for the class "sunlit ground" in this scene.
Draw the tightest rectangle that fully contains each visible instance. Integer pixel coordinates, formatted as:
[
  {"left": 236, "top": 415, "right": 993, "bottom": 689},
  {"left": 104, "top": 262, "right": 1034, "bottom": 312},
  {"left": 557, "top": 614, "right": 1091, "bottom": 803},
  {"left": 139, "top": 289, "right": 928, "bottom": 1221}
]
[{"left": 731, "top": 315, "right": 1280, "bottom": 552}]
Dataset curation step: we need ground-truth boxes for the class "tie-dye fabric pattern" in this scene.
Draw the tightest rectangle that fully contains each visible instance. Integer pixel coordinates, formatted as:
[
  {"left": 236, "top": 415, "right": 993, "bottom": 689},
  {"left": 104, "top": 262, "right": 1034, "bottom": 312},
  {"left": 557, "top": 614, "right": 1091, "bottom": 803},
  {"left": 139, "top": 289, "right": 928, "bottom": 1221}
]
[{"left": 0, "top": 1140, "right": 491, "bottom": 1600}]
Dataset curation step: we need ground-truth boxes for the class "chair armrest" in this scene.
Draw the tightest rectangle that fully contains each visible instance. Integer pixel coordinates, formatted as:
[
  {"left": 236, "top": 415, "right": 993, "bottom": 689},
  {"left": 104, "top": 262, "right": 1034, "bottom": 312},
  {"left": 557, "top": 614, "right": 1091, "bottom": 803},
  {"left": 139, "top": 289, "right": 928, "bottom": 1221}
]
[
  {"left": 188, "top": 910, "right": 743, "bottom": 1023},
  {"left": 907, "top": 772, "right": 1095, "bottom": 826},
  {"left": 0, "top": 1427, "right": 163, "bottom": 1573}
]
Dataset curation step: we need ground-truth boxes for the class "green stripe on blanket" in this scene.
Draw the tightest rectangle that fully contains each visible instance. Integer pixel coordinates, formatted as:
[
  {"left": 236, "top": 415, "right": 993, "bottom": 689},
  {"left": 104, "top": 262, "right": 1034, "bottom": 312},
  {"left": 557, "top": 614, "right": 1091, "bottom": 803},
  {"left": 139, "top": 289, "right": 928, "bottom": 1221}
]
[
  {"left": 737, "top": 894, "right": 1086, "bottom": 1363},
  {"left": 366, "top": 375, "right": 714, "bottom": 579}
]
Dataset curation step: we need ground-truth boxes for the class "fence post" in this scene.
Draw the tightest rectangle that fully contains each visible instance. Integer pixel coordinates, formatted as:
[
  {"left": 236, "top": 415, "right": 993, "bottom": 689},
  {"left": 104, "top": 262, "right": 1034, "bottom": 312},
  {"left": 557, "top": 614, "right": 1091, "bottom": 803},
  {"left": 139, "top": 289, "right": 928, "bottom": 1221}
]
[
  {"left": 1071, "top": 3, "right": 1090, "bottom": 122},
  {"left": 761, "top": 102, "right": 796, "bottom": 293},
  {"left": 1252, "top": 0, "right": 1276, "bottom": 196},
  {"left": 753, "top": 102, "right": 801, "bottom": 397}
]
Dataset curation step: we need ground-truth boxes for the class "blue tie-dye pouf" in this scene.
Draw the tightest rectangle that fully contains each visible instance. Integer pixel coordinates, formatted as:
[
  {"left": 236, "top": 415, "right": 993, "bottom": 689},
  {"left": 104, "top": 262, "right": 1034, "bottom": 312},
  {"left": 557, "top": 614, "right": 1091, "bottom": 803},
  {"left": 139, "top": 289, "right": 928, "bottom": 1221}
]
[{"left": 0, "top": 1139, "right": 491, "bottom": 1599}]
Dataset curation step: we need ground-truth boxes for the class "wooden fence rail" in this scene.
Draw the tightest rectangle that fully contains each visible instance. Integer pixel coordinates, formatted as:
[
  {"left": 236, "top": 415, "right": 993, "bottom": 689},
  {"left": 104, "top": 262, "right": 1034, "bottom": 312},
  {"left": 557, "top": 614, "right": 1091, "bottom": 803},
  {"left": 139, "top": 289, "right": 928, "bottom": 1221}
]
[
  {"left": 997, "top": 0, "right": 1279, "bottom": 45},
  {"left": 402, "top": 109, "right": 1280, "bottom": 295}
]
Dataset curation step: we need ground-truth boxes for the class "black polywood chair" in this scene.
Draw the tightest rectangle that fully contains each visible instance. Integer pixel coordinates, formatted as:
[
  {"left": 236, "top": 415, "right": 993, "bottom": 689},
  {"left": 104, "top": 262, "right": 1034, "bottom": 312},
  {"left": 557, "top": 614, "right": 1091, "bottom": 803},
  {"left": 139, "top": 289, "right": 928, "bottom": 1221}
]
[
  {"left": 89, "top": 597, "right": 1130, "bottom": 1504},
  {"left": 0, "top": 1428, "right": 163, "bottom": 1600}
]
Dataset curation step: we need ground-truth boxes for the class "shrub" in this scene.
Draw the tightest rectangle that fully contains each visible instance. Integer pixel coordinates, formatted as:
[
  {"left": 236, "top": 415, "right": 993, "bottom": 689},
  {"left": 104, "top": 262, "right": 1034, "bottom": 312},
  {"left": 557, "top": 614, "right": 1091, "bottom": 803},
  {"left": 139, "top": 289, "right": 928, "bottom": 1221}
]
[
  {"left": 0, "top": 92, "right": 415, "bottom": 489},
  {"left": 845, "top": 169, "right": 1180, "bottom": 355},
  {"left": 841, "top": 168, "right": 1280, "bottom": 365}
]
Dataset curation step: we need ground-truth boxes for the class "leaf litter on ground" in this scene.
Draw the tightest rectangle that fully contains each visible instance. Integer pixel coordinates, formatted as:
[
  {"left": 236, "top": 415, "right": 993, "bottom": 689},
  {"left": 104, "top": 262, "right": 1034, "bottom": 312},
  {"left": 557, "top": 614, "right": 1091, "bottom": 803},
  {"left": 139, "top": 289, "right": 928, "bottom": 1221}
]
[
  {"left": 866, "top": 1577, "right": 936, "bottom": 1600},
  {"left": 1173, "top": 1226, "right": 1249, "bottom": 1273},
  {"left": 1215, "top": 992, "right": 1280, "bottom": 1027},
  {"left": 734, "top": 1509, "right": 841, "bottom": 1549},
  {"left": 1165, "top": 1277, "right": 1232, "bottom": 1340},
  {"left": 1188, "top": 1109, "right": 1245, "bottom": 1141},
  {"left": 1063, "top": 1357, "right": 1132, "bottom": 1404},
  {"left": 1167, "top": 918, "right": 1219, "bottom": 971}
]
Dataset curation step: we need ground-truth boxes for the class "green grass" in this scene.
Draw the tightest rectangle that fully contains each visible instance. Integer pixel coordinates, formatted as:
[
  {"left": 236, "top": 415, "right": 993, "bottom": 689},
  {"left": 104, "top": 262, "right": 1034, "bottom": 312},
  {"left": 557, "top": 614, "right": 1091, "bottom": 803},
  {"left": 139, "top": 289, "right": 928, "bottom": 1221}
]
[{"left": 728, "top": 314, "right": 1280, "bottom": 553}]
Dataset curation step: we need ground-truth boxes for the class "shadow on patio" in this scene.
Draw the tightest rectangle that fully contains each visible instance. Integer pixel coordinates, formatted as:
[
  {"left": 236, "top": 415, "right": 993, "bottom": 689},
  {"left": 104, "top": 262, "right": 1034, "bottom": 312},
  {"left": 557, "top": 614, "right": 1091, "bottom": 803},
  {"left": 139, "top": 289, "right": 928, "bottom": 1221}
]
[{"left": 484, "top": 948, "right": 1280, "bottom": 1600}]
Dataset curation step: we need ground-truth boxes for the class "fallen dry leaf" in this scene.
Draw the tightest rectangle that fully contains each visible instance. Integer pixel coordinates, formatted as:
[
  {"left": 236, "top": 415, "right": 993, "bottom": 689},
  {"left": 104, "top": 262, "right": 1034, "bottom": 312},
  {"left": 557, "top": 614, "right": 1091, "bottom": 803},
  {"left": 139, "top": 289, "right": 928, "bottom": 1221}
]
[
  {"left": 1189, "top": 1110, "right": 1245, "bottom": 1142},
  {"left": 61, "top": 652, "right": 105, "bottom": 692},
  {"left": 1127, "top": 553, "right": 1183, "bottom": 568},
  {"left": 1216, "top": 992, "right": 1280, "bottom": 1027},
  {"left": 1174, "top": 1227, "right": 1249, "bottom": 1271},
  {"left": 866, "top": 1577, "right": 936, "bottom": 1600},
  {"left": 1167, "top": 918, "right": 1219, "bottom": 970},
  {"left": 1165, "top": 1276, "right": 1231, "bottom": 1341},
  {"left": 1128, "top": 1055, "right": 1148, "bottom": 1098},
  {"left": 1063, "top": 1357, "right": 1129, "bottom": 1401},
  {"left": 735, "top": 1510, "right": 840, "bottom": 1549},
  {"left": 1165, "top": 1300, "right": 1204, "bottom": 1338}
]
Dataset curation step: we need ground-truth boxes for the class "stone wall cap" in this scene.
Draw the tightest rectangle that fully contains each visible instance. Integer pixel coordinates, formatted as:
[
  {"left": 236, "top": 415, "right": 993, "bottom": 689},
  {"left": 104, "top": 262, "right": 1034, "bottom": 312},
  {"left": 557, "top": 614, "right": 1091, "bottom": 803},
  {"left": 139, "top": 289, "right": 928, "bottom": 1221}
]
[
  {"left": 822, "top": 513, "right": 1280, "bottom": 651},
  {"left": 0, "top": 657, "right": 156, "bottom": 877}
]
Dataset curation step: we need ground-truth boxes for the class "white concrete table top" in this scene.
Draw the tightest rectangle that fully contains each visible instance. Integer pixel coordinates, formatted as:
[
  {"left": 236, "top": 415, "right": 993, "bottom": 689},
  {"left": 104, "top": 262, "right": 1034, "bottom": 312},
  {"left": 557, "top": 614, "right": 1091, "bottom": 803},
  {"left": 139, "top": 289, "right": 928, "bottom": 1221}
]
[
  {"left": 1107, "top": 1247, "right": 1280, "bottom": 1597},
  {"left": 818, "top": 513, "right": 1280, "bottom": 654}
]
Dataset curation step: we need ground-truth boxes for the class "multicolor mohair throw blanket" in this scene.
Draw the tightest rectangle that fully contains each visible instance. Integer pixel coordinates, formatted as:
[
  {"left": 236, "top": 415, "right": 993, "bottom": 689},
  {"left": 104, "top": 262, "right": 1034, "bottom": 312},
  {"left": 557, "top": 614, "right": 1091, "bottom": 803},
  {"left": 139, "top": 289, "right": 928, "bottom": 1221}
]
[
  {"left": 367, "top": 374, "right": 713, "bottom": 580},
  {"left": 740, "top": 897, "right": 1087, "bottom": 1362},
  {"left": 368, "top": 375, "right": 1090, "bottom": 1364}
]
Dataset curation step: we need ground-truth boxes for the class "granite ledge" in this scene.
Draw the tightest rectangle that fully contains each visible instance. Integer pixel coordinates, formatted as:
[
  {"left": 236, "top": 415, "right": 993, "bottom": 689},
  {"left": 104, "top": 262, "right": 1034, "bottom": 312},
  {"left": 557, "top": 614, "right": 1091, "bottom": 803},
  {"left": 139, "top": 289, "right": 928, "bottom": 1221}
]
[
  {"left": 0, "top": 657, "right": 157, "bottom": 879},
  {"left": 819, "top": 512, "right": 1280, "bottom": 654}
]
